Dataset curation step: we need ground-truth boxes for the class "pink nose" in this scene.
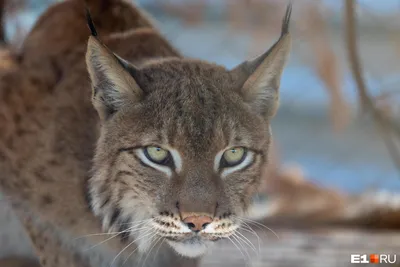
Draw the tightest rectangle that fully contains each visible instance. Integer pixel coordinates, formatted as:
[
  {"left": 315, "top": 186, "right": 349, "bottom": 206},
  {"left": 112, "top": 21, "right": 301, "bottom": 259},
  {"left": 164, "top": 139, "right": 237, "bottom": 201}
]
[{"left": 183, "top": 215, "right": 213, "bottom": 232}]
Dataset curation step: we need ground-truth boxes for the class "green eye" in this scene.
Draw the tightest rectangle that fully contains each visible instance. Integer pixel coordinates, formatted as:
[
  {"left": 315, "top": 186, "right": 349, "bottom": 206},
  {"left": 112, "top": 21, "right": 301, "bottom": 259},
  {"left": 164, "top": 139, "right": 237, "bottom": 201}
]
[
  {"left": 144, "top": 146, "right": 169, "bottom": 164},
  {"left": 222, "top": 147, "right": 246, "bottom": 166}
]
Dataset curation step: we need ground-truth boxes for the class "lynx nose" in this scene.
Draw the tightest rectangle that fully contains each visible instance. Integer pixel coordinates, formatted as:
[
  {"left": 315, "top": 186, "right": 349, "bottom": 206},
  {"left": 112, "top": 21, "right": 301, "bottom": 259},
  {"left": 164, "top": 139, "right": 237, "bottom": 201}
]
[{"left": 183, "top": 215, "right": 213, "bottom": 232}]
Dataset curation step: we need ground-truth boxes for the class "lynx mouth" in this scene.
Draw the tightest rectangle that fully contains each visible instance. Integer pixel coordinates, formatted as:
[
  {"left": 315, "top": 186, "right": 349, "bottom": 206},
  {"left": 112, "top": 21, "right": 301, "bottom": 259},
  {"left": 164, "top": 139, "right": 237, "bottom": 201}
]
[
  {"left": 165, "top": 234, "right": 221, "bottom": 243},
  {"left": 166, "top": 236, "right": 214, "bottom": 258}
]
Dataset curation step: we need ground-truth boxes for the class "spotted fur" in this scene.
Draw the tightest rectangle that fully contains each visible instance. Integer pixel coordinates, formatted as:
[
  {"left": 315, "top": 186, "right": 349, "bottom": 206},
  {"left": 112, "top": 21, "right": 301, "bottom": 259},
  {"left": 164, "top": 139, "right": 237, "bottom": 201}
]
[{"left": 0, "top": 0, "right": 291, "bottom": 266}]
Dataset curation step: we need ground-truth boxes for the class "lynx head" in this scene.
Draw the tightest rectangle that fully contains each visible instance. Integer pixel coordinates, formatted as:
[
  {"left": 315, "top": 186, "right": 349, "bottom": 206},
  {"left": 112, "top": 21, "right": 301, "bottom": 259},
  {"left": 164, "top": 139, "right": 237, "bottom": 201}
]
[{"left": 86, "top": 4, "right": 292, "bottom": 258}]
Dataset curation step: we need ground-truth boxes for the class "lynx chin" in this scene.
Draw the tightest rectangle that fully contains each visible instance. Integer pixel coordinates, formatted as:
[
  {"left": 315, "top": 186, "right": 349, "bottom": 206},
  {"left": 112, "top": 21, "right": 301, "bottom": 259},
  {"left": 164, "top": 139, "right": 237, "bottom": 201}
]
[{"left": 85, "top": 3, "right": 292, "bottom": 259}]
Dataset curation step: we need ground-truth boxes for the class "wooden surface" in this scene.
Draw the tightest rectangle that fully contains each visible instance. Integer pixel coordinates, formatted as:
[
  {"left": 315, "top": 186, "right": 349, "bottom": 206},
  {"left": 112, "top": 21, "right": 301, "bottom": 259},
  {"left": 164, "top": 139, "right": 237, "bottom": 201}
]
[{"left": 201, "top": 227, "right": 400, "bottom": 267}]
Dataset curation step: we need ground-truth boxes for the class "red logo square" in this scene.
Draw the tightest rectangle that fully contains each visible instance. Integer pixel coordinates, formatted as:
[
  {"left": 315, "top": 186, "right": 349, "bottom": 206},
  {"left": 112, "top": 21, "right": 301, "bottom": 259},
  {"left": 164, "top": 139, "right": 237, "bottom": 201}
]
[{"left": 370, "top": 254, "right": 379, "bottom": 264}]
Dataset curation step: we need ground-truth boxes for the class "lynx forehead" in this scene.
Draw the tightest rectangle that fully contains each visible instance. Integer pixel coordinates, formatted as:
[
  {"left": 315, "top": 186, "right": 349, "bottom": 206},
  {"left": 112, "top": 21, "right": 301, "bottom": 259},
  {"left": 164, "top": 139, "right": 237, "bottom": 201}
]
[{"left": 86, "top": 3, "right": 292, "bottom": 258}]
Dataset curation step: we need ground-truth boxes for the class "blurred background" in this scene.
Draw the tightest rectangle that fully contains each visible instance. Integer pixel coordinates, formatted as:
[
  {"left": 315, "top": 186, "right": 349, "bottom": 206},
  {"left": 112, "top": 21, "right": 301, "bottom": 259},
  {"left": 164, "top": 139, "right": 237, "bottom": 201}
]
[{"left": 1, "top": 0, "right": 400, "bottom": 266}]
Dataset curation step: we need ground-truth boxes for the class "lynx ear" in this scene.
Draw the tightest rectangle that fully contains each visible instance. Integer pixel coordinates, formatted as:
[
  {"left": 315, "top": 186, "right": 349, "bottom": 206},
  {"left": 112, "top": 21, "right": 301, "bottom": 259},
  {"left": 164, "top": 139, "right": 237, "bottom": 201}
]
[
  {"left": 231, "top": 3, "right": 292, "bottom": 118},
  {"left": 85, "top": 36, "right": 142, "bottom": 120},
  {"left": 85, "top": 6, "right": 142, "bottom": 120},
  {"left": 85, "top": 37, "right": 142, "bottom": 120}
]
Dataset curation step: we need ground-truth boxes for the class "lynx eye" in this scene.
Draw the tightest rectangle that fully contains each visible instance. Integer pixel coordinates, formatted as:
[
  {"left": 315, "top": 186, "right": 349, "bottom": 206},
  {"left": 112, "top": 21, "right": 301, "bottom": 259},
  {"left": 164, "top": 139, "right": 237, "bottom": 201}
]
[
  {"left": 136, "top": 146, "right": 179, "bottom": 177},
  {"left": 222, "top": 147, "right": 247, "bottom": 167},
  {"left": 144, "top": 146, "right": 169, "bottom": 164}
]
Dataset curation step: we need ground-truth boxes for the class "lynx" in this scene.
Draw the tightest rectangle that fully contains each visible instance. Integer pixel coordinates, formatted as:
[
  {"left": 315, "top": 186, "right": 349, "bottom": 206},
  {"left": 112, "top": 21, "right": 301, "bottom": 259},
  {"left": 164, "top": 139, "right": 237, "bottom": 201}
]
[
  {"left": 84, "top": 2, "right": 291, "bottom": 260},
  {"left": 0, "top": 0, "right": 291, "bottom": 266}
]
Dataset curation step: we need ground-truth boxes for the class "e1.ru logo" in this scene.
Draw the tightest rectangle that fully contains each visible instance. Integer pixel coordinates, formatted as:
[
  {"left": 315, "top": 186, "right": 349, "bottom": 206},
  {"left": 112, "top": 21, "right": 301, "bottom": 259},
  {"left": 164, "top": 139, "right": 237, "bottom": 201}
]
[{"left": 351, "top": 254, "right": 397, "bottom": 264}]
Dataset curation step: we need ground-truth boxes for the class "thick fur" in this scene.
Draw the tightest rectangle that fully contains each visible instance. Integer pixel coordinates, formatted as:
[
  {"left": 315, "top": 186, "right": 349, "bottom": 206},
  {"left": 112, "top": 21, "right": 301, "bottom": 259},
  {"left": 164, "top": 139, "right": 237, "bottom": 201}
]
[
  {"left": 83, "top": 1, "right": 291, "bottom": 260},
  {"left": 0, "top": 0, "right": 292, "bottom": 266},
  {"left": 17, "top": 0, "right": 154, "bottom": 97},
  {"left": 0, "top": 0, "right": 187, "bottom": 266}
]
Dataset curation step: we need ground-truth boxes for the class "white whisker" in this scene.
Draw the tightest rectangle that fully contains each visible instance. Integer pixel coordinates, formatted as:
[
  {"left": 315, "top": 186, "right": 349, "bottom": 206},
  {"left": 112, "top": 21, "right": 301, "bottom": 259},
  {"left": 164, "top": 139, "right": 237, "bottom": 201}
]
[
  {"left": 111, "top": 229, "right": 154, "bottom": 266},
  {"left": 234, "top": 230, "right": 258, "bottom": 255},
  {"left": 153, "top": 238, "right": 165, "bottom": 262},
  {"left": 121, "top": 246, "right": 140, "bottom": 267},
  {"left": 234, "top": 216, "right": 279, "bottom": 239},
  {"left": 231, "top": 234, "right": 251, "bottom": 263},
  {"left": 227, "top": 236, "right": 247, "bottom": 266},
  {"left": 83, "top": 225, "right": 151, "bottom": 252},
  {"left": 141, "top": 235, "right": 163, "bottom": 267},
  {"left": 121, "top": 232, "right": 159, "bottom": 266},
  {"left": 75, "top": 218, "right": 152, "bottom": 240},
  {"left": 136, "top": 231, "right": 159, "bottom": 265},
  {"left": 239, "top": 226, "right": 261, "bottom": 254}
]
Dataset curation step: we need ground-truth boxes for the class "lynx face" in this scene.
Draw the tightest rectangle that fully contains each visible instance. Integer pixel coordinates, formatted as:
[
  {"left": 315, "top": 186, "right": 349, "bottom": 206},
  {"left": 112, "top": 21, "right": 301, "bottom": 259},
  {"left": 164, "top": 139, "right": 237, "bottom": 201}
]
[{"left": 86, "top": 6, "right": 291, "bottom": 258}]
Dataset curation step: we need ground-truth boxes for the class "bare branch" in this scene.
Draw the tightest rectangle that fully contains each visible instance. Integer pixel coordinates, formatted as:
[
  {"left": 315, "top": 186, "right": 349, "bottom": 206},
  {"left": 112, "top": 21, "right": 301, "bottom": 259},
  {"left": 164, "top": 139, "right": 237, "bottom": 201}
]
[{"left": 344, "top": 0, "right": 400, "bottom": 175}]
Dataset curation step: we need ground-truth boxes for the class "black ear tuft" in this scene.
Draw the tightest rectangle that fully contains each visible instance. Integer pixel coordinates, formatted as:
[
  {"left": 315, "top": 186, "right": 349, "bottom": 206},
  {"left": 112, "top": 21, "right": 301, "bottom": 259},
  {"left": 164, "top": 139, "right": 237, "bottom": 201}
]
[
  {"left": 229, "top": 1, "right": 292, "bottom": 118},
  {"left": 281, "top": 2, "right": 292, "bottom": 36},
  {"left": 85, "top": 6, "right": 98, "bottom": 37}
]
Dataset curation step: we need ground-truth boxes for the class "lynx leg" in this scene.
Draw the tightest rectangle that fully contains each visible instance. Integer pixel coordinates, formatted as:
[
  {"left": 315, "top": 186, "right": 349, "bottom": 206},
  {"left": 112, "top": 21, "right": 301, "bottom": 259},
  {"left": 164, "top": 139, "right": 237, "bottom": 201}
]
[{"left": 20, "top": 217, "right": 90, "bottom": 267}]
